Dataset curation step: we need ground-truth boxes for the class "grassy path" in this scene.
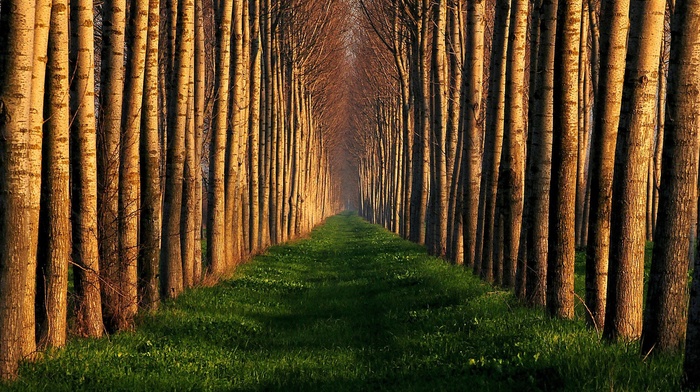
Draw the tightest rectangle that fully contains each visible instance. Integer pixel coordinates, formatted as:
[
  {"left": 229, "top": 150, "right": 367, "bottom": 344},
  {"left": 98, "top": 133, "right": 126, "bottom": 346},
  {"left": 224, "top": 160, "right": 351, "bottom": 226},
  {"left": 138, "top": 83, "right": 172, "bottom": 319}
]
[{"left": 6, "top": 212, "right": 681, "bottom": 391}]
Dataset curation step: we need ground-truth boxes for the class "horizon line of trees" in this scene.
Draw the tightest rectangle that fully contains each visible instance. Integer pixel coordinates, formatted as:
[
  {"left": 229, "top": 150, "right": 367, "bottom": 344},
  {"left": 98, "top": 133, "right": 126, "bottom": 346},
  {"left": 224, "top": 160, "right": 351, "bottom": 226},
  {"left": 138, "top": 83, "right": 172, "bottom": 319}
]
[
  {"left": 0, "top": 0, "right": 344, "bottom": 379},
  {"left": 351, "top": 0, "right": 700, "bottom": 385}
]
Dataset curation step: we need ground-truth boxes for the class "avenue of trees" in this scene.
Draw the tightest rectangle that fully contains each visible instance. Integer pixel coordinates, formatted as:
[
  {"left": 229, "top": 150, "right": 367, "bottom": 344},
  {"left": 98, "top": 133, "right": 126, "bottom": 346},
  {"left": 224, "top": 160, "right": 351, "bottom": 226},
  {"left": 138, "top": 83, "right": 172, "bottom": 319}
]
[
  {"left": 0, "top": 0, "right": 344, "bottom": 379},
  {"left": 351, "top": 0, "right": 700, "bottom": 385}
]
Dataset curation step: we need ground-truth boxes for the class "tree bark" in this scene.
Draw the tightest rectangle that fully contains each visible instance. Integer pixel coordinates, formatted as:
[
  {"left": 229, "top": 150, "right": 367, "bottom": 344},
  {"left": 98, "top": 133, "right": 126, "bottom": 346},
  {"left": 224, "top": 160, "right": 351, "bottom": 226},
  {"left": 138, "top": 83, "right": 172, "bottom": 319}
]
[
  {"left": 643, "top": 0, "right": 700, "bottom": 355},
  {"left": 604, "top": 0, "right": 665, "bottom": 342},
  {"left": 547, "top": 0, "right": 580, "bottom": 319},
  {"left": 70, "top": 0, "right": 104, "bottom": 337}
]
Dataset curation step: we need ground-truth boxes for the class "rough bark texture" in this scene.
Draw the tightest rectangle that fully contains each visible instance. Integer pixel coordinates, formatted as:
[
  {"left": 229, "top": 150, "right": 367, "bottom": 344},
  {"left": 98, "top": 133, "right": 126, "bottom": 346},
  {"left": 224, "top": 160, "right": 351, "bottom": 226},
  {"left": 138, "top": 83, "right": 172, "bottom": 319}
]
[
  {"left": 0, "top": 0, "right": 35, "bottom": 378},
  {"left": 37, "top": 0, "right": 71, "bottom": 349},
  {"left": 463, "top": 0, "right": 484, "bottom": 268},
  {"left": 476, "top": 0, "right": 510, "bottom": 282},
  {"left": 525, "top": 0, "right": 556, "bottom": 307},
  {"left": 70, "top": 0, "right": 104, "bottom": 337},
  {"left": 98, "top": 0, "right": 127, "bottom": 332},
  {"left": 161, "top": 0, "right": 194, "bottom": 299},
  {"left": 585, "top": 0, "right": 629, "bottom": 331},
  {"left": 604, "top": 0, "right": 664, "bottom": 342},
  {"left": 644, "top": 0, "right": 700, "bottom": 355},
  {"left": 501, "top": 0, "right": 528, "bottom": 288},
  {"left": 547, "top": 0, "right": 580, "bottom": 320},
  {"left": 139, "top": 0, "right": 162, "bottom": 311}
]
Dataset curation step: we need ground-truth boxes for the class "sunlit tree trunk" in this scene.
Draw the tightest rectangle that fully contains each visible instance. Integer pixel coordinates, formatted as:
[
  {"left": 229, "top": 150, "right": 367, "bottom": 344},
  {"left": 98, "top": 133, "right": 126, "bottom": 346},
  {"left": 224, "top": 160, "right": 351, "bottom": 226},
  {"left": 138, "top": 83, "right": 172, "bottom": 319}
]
[
  {"left": 585, "top": 0, "right": 629, "bottom": 331},
  {"left": 161, "top": 0, "right": 194, "bottom": 299},
  {"left": 0, "top": 0, "right": 35, "bottom": 378},
  {"left": 525, "top": 0, "right": 556, "bottom": 307},
  {"left": 428, "top": 0, "right": 449, "bottom": 256},
  {"left": 99, "top": 0, "right": 126, "bottom": 332},
  {"left": 193, "top": 0, "right": 205, "bottom": 283},
  {"left": 604, "top": 0, "right": 665, "bottom": 342},
  {"left": 70, "top": 0, "right": 103, "bottom": 336},
  {"left": 139, "top": 0, "right": 161, "bottom": 310},
  {"left": 37, "top": 0, "right": 71, "bottom": 347},
  {"left": 643, "top": 0, "right": 699, "bottom": 355},
  {"left": 475, "top": 0, "right": 510, "bottom": 282},
  {"left": 22, "top": 0, "right": 52, "bottom": 358},
  {"left": 182, "top": 67, "right": 196, "bottom": 289},
  {"left": 462, "top": 0, "right": 484, "bottom": 268},
  {"left": 208, "top": 0, "right": 233, "bottom": 277},
  {"left": 249, "top": 0, "right": 262, "bottom": 251},
  {"left": 547, "top": 0, "right": 580, "bottom": 319},
  {"left": 119, "top": 0, "right": 149, "bottom": 326},
  {"left": 501, "top": 0, "right": 528, "bottom": 288}
]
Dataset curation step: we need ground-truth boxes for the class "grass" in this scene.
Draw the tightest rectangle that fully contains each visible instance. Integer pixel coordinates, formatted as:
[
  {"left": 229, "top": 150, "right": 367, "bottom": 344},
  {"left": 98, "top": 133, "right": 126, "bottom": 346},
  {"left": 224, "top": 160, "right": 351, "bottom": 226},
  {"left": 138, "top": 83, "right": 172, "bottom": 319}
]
[{"left": 3, "top": 212, "right": 682, "bottom": 391}]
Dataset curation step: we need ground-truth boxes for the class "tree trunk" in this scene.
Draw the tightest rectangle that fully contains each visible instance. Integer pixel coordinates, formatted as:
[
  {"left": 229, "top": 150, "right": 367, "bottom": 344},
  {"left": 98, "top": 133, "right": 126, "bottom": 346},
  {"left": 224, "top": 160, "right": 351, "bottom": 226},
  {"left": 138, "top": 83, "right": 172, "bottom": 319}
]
[
  {"left": 139, "top": 0, "right": 162, "bottom": 311},
  {"left": 23, "top": 0, "right": 53, "bottom": 358},
  {"left": 525, "top": 0, "right": 557, "bottom": 307},
  {"left": 99, "top": 0, "right": 126, "bottom": 332},
  {"left": 161, "top": 0, "right": 194, "bottom": 299},
  {"left": 643, "top": 0, "right": 699, "bottom": 355},
  {"left": 604, "top": 0, "right": 665, "bottom": 342},
  {"left": 0, "top": 0, "right": 35, "bottom": 378},
  {"left": 501, "top": 0, "right": 528, "bottom": 288},
  {"left": 463, "top": 0, "right": 484, "bottom": 268},
  {"left": 37, "top": 0, "right": 71, "bottom": 347},
  {"left": 584, "top": 0, "right": 630, "bottom": 331},
  {"left": 547, "top": 0, "right": 580, "bottom": 319},
  {"left": 476, "top": 0, "right": 510, "bottom": 282},
  {"left": 70, "top": 0, "right": 104, "bottom": 337},
  {"left": 207, "top": 0, "right": 233, "bottom": 277},
  {"left": 119, "top": 0, "right": 149, "bottom": 326}
]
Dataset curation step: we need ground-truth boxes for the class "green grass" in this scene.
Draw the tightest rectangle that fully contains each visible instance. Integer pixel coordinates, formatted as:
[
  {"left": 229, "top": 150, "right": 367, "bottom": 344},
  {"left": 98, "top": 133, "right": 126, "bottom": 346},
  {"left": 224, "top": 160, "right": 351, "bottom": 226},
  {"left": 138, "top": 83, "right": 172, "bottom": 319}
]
[{"left": 3, "top": 212, "right": 682, "bottom": 391}]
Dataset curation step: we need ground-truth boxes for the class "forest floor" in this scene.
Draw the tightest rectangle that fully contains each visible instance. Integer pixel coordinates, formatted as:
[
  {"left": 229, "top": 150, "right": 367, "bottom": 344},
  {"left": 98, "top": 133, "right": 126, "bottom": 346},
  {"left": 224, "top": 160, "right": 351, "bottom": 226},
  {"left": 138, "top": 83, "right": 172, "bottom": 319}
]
[{"left": 3, "top": 212, "right": 683, "bottom": 391}]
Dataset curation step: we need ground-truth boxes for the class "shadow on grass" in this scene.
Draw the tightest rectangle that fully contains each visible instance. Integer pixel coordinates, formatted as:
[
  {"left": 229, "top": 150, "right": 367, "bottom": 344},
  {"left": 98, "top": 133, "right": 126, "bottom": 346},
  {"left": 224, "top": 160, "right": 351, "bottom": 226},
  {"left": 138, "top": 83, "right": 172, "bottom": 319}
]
[{"left": 5, "top": 212, "right": 682, "bottom": 391}]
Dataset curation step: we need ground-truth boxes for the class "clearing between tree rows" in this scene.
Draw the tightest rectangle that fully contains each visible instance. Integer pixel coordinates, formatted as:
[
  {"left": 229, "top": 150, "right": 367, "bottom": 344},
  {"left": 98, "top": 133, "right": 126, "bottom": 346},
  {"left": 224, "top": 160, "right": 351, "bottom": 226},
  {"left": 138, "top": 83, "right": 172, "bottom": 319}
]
[{"left": 4, "top": 212, "right": 681, "bottom": 391}]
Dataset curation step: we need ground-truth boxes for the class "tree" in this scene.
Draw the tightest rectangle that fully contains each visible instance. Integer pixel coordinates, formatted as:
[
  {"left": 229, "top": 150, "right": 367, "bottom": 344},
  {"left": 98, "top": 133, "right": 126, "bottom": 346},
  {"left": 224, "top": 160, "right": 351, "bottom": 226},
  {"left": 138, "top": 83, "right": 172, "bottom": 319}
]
[
  {"left": 161, "top": 0, "right": 194, "bottom": 299},
  {"left": 23, "top": 0, "right": 53, "bottom": 358},
  {"left": 462, "top": 0, "right": 484, "bottom": 268},
  {"left": 584, "top": 0, "right": 629, "bottom": 331},
  {"left": 501, "top": 0, "right": 528, "bottom": 288},
  {"left": 207, "top": 0, "right": 233, "bottom": 277},
  {"left": 643, "top": 0, "right": 700, "bottom": 355},
  {"left": 604, "top": 0, "right": 665, "bottom": 342},
  {"left": 139, "top": 0, "right": 162, "bottom": 310},
  {"left": 119, "top": 0, "right": 150, "bottom": 325},
  {"left": 99, "top": 0, "right": 127, "bottom": 332},
  {"left": 475, "top": 0, "right": 510, "bottom": 282},
  {"left": 70, "top": 0, "right": 103, "bottom": 337},
  {"left": 547, "top": 0, "right": 580, "bottom": 319},
  {"left": 525, "top": 0, "right": 556, "bottom": 307},
  {"left": 0, "top": 0, "right": 36, "bottom": 378},
  {"left": 36, "top": 0, "right": 71, "bottom": 348}
]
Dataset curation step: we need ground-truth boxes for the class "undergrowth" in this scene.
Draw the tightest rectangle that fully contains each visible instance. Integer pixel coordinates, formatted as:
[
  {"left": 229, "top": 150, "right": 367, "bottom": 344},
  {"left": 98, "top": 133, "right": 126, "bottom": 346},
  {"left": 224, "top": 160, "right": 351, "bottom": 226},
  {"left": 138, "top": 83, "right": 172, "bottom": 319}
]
[{"left": 3, "top": 212, "right": 681, "bottom": 391}]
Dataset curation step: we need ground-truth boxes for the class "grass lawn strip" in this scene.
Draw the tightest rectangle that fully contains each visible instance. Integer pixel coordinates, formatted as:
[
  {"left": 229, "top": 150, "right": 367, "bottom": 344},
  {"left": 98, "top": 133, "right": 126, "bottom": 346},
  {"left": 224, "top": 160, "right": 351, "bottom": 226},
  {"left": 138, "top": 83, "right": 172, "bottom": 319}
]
[{"left": 3, "top": 212, "right": 681, "bottom": 391}]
